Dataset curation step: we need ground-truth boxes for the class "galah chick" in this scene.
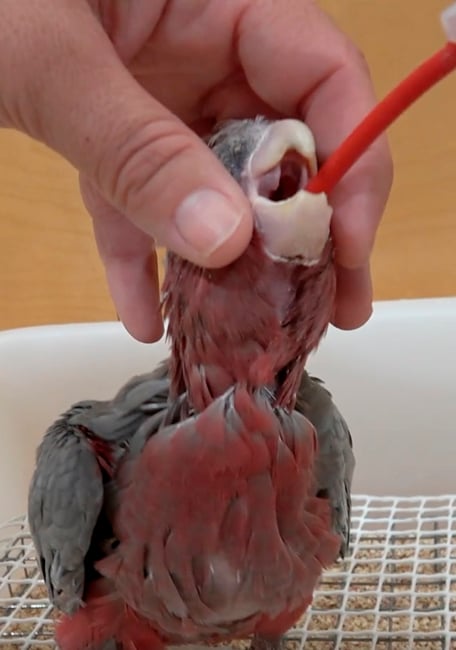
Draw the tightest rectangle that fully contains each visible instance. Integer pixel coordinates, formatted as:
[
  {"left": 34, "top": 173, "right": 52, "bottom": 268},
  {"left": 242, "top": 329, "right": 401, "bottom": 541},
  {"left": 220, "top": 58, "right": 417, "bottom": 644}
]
[{"left": 28, "top": 117, "right": 355, "bottom": 650}]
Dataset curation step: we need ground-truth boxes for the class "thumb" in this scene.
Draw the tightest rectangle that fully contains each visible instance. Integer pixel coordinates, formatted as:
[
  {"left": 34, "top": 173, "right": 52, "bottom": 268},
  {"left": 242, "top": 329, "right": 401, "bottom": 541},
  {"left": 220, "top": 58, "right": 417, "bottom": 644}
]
[{"left": 0, "top": 0, "right": 253, "bottom": 267}]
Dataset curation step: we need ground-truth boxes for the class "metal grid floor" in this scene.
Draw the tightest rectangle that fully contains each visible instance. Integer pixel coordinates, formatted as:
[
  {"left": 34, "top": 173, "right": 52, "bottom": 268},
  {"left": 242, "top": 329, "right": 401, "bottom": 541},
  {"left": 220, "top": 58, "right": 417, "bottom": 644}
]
[{"left": 1, "top": 495, "right": 456, "bottom": 649}]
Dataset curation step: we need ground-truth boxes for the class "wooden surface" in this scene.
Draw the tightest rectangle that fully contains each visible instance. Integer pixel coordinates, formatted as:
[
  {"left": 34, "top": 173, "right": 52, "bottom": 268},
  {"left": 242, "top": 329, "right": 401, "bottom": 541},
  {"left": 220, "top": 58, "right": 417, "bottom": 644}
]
[{"left": 1, "top": 0, "right": 455, "bottom": 331}]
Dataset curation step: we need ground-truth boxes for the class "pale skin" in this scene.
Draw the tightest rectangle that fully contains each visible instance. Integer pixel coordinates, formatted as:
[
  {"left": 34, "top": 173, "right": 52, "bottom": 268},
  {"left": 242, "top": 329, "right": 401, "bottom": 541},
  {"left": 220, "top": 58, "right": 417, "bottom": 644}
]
[{"left": 0, "top": 0, "right": 393, "bottom": 342}]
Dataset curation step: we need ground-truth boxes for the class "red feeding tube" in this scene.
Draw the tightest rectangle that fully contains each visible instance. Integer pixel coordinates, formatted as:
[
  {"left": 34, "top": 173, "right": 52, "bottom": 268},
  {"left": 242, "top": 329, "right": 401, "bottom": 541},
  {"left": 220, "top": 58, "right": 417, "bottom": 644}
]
[{"left": 307, "top": 40, "right": 456, "bottom": 196}]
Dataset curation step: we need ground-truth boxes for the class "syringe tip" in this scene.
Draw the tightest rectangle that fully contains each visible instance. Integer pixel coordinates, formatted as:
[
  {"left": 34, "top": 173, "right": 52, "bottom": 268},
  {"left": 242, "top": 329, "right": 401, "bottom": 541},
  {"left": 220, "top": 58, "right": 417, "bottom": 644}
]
[{"left": 441, "top": 2, "right": 456, "bottom": 43}]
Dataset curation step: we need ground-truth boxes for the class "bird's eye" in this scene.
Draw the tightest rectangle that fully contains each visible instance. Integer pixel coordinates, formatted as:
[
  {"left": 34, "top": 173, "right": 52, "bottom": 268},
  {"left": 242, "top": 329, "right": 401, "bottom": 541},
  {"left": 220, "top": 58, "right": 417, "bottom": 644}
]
[{"left": 257, "top": 150, "right": 309, "bottom": 203}]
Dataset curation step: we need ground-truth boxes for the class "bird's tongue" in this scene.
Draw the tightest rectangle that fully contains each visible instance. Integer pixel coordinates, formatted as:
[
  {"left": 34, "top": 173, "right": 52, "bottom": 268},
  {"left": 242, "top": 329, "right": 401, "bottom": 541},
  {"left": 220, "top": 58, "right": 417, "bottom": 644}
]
[{"left": 256, "top": 151, "right": 309, "bottom": 202}]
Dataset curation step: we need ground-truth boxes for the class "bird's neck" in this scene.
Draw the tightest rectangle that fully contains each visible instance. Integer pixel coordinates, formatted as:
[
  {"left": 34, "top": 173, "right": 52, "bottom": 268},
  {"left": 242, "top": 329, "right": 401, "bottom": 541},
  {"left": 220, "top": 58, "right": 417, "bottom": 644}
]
[{"left": 163, "top": 236, "right": 335, "bottom": 413}]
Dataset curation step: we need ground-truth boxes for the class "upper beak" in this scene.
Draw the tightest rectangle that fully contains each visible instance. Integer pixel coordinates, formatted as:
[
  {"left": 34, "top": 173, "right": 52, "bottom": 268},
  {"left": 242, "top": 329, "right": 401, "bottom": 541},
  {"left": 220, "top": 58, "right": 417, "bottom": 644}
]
[{"left": 250, "top": 119, "right": 318, "bottom": 178}]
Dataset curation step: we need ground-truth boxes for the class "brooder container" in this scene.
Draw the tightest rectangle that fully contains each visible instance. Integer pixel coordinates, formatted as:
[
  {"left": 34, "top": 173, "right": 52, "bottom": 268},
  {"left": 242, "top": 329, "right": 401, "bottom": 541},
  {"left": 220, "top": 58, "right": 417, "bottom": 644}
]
[{"left": 1, "top": 297, "right": 456, "bottom": 649}]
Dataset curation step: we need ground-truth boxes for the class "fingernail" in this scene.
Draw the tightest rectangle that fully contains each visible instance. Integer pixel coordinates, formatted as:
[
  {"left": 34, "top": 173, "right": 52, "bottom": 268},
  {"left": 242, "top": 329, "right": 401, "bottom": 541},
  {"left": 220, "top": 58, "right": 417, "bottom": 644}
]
[{"left": 174, "top": 189, "right": 242, "bottom": 257}]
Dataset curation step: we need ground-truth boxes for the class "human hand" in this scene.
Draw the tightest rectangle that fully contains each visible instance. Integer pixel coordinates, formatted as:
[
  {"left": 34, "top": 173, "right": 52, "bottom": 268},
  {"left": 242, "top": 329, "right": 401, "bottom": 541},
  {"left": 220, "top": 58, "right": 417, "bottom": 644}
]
[{"left": 0, "top": 0, "right": 393, "bottom": 341}]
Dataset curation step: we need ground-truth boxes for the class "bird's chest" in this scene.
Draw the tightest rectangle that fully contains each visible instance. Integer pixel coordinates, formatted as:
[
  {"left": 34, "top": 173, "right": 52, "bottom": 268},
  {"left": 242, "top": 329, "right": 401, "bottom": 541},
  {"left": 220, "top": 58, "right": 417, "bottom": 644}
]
[{"left": 100, "top": 391, "right": 327, "bottom": 640}]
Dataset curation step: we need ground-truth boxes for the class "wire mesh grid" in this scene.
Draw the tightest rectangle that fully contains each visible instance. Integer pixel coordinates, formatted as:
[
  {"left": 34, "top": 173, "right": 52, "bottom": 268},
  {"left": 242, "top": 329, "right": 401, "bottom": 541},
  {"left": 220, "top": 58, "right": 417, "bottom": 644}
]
[{"left": 1, "top": 495, "right": 456, "bottom": 649}]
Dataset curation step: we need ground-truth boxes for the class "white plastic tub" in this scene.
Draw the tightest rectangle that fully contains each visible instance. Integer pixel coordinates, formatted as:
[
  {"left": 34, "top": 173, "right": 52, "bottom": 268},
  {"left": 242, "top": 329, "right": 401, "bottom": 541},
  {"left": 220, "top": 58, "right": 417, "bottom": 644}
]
[
  {"left": 1, "top": 297, "right": 455, "bottom": 647},
  {"left": 1, "top": 297, "right": 455, "bottom": 521}
]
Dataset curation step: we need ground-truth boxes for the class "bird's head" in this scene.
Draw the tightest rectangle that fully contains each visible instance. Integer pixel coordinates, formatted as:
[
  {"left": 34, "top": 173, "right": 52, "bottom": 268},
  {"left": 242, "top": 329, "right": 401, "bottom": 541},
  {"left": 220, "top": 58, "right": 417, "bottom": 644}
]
[{"left": 208, "top": 117, "right": 332, "bottom": 266}]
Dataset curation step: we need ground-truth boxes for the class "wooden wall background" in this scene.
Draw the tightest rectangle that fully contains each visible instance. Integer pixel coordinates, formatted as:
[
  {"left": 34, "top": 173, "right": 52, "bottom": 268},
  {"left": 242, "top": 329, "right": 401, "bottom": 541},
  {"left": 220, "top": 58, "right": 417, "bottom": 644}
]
[{"left": 1, "top": 0, "right": 455, "bottom": 332}]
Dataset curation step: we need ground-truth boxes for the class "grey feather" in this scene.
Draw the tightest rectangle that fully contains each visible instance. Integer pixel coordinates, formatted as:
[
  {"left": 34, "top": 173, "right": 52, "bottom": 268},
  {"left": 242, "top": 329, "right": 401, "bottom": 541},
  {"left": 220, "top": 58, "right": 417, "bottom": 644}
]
[
  {"left": 69, "top": 361, "right": 171, "bottom": 442},
  {"left": 27, "top": 362, "right": 172, "bottom": 616},
  {"left": 28, "top": 402, "right": 103, "bottom": 615},
  {"left": 207, "top": 117, "right": 269, "bottom": 183},
  {"left": 296, "top": 371, "right": 355, "bottom": 557}
]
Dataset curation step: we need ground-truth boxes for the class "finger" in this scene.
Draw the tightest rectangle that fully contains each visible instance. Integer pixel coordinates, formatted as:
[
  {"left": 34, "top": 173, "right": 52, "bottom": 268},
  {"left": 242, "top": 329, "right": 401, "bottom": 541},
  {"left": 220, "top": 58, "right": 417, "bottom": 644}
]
[
  {"left": 80, "top": 178, "right": 163, "bottom": 343},
  {"left": 0, "top": 0, "right": 253, "bottom": 268},
  {"left": 237, "top": 0, "right": 393, "bottom": 269},
  {"left": 332, "top": 264, "right": 373, "bottom": 330},
  {"left": 302, "top": 62, "right": 393, "bottom": 270}
]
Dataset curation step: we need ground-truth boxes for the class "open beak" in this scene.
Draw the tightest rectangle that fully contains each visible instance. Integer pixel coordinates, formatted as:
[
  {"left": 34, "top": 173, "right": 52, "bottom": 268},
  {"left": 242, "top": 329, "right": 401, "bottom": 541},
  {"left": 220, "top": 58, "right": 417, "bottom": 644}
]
[{"left": 244, "top": 119, "right": 332, "bottom": 265}]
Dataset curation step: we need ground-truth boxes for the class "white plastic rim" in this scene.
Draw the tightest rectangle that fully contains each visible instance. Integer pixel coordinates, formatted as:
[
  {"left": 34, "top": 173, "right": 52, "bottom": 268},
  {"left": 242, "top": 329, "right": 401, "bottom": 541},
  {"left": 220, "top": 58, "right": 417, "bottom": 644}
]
[{"left": 1, "top": 297, "right": 456, "bottom": 521}]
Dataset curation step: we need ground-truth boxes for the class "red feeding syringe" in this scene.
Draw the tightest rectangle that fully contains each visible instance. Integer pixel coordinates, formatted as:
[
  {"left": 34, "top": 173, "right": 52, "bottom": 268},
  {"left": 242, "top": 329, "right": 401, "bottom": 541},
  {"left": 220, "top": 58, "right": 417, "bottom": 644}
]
[{"left": 306, "top": 2, "right": 456, "bottom": 195}]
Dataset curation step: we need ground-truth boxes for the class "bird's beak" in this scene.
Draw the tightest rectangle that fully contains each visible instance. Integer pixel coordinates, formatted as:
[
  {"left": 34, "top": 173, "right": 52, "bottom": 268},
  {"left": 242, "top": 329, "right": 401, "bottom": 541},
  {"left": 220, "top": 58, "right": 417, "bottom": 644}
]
[{"left": 245, "top": 119, "right": 332, "bottom": 264}]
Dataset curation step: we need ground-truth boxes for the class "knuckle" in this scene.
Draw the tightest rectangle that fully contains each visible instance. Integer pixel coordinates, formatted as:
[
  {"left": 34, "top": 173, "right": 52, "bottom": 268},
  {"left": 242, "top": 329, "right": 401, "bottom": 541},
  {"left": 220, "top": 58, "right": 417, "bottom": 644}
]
[
  {"left": 96, "top": 119, "right": 196, "bottom": 216},
  {"left": 341, "top": 40, "right": 372, "bottom": 80}
]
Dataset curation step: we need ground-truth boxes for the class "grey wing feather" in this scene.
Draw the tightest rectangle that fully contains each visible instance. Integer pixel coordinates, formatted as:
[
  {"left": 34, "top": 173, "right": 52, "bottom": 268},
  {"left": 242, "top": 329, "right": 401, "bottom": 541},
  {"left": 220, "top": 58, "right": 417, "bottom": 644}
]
[
  {"left": 28, "top": 403, "right": 104, "bottom": 615},
  {"left": 28, "top": 361, "right": 173, "bottom": 615},
  {"left": 296, "top": 372, "right": 355, "bottom": 557},
  {"left": 69, "top": 360, "right": 172, "bottom": 442}
]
